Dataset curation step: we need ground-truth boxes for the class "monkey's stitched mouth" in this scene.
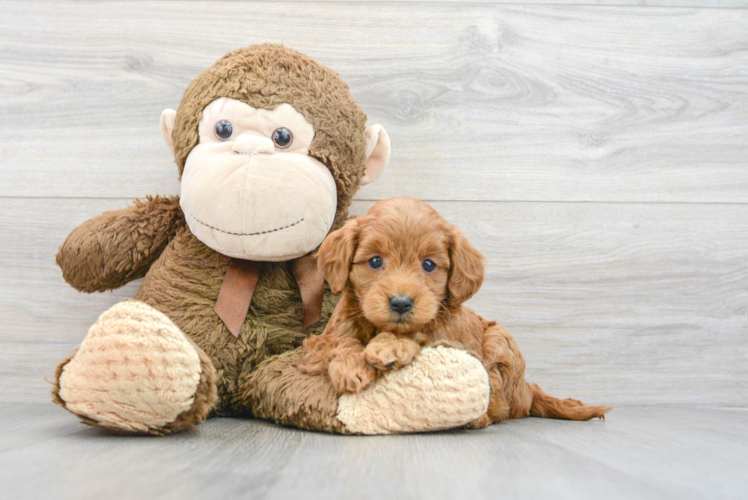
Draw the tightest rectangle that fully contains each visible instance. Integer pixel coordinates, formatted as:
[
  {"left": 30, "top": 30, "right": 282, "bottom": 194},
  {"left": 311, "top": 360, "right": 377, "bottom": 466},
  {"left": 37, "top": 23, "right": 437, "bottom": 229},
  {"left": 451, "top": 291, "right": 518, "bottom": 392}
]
[{"left": 188, "top": 213, "right": 304, "bottom": 236}]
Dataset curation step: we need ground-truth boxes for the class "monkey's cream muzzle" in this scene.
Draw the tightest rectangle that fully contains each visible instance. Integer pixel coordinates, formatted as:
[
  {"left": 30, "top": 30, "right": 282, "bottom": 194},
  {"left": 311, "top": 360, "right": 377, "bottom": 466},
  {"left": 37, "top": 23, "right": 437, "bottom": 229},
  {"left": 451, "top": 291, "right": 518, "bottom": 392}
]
[
  {"left": 232, "top": 134, "right": 275, "bottom": 156},
  {"left": 179, "top": 98, "right": 337, "bottom": 262}
]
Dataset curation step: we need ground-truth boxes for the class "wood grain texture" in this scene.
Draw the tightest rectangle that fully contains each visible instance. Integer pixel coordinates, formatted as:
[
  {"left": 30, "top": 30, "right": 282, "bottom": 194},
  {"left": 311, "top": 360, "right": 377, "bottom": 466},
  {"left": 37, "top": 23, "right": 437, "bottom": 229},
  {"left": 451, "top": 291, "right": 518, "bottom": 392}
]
[
  {"left": 228, "top": 0, "right": 748, "bottom": 5},
  {"left": 68, "top": 0, "right": 748, "bottom": 6},
  {"left": 1, "top": 198, "right": 745, "bottom": 406},
  {"left": 0, "top": 403, "right": 746, "bottom": 500},
  {"left": 1, "top": 1, "right": 747, "bottom": 202}
]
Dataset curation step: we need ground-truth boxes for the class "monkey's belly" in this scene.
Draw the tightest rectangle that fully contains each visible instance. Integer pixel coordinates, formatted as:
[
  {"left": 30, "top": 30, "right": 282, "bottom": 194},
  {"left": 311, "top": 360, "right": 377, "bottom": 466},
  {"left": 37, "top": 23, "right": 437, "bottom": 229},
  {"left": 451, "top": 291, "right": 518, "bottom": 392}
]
[{"left": 134, "top": 231, "right": 335, "bottom": 413}]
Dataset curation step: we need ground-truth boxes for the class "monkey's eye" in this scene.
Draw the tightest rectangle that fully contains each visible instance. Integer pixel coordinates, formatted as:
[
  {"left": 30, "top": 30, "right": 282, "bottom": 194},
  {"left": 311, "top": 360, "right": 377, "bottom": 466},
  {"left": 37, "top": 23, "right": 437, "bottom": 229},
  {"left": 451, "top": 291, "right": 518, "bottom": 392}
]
[
  {"left": 215, "top": 120, "right": 233, "bottom": 141},
  {"left": 422, "top": 259, "right": 437, "bottom": 273},
  {"left": 272, "top": 127, "right": 293, "bottom": 149},
  {"left": 368, "top": 256, "right": 383, "bottom": 270}
]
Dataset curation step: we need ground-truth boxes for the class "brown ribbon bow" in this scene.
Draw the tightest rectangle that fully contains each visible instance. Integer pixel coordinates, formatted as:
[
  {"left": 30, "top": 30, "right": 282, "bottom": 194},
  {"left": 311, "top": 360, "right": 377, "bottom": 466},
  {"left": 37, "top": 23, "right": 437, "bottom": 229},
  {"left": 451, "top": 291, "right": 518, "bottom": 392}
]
[{"left": 215, "top": 254, "right": 326, "bottom": 338}]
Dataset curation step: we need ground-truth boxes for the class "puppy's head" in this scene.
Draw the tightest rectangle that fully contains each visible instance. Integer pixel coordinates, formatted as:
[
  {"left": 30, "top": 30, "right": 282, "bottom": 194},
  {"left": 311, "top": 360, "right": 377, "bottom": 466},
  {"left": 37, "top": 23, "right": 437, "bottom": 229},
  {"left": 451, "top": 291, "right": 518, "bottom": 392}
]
[{"left": 317, "top": 197, "right": 484, "bottom": 334}]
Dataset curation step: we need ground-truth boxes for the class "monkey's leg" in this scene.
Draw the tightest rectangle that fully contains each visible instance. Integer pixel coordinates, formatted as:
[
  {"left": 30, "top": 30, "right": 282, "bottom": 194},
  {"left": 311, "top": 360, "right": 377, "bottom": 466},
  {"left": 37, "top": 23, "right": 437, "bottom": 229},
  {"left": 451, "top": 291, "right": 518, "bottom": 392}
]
[
  {"left": 52, "top": 301, "right": 218, "bottom": 435},
  {"left": 241, "top": 345, "right": 490, "bottom": 434}
]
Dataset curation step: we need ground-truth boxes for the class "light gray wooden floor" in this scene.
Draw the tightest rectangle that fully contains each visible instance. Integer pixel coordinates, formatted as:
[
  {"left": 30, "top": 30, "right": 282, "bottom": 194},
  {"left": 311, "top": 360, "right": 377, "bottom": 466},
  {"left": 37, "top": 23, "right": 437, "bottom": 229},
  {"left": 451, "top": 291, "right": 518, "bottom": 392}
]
[{"left": 1, "top": 403, "right": 746, "bottom": 500}]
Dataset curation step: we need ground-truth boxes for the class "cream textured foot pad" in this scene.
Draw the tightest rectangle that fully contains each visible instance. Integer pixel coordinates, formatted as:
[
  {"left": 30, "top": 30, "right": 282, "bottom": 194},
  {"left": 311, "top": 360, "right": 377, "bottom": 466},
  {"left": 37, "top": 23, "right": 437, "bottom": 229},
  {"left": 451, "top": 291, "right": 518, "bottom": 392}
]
[
  {"left": 58, "top": 301, "right": 202, "bottom": 433},
  {"left": 336, "top": 346, "right": 490, "bottom": 434}
]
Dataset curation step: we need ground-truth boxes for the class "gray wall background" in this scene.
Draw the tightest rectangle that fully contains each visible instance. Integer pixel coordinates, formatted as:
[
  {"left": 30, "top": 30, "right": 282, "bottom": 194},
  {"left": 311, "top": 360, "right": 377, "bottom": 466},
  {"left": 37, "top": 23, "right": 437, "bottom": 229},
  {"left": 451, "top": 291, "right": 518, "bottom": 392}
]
[{"left": 1, "top": 0, "right": 746, "bottom": 407}]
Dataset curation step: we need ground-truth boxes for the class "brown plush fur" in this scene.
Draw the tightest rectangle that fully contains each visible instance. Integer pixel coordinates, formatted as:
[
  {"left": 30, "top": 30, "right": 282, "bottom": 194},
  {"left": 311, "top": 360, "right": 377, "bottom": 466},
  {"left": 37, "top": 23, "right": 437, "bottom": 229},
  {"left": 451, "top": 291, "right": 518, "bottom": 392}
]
[
  {"left": 54, "top": 44, "right": 370, "bottom": 432},
  {"left": 299, "top": 197, "right": 611, "bottom": 426},
  {"left": 132, "top": 224, "right": 340, "bottom": 417},
  {"left": 241, "top": 349, "right": 348, "bottom": 433},
  {"left": 57, "top": 196, "right": 185, "bottom": 293}
]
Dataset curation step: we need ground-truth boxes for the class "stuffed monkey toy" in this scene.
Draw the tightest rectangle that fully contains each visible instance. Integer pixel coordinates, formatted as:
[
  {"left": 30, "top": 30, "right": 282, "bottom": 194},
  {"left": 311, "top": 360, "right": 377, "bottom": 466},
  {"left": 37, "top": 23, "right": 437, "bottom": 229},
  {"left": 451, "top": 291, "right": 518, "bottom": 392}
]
[{"left": 52, "top": 44, "right": 490, "bottom": 435}]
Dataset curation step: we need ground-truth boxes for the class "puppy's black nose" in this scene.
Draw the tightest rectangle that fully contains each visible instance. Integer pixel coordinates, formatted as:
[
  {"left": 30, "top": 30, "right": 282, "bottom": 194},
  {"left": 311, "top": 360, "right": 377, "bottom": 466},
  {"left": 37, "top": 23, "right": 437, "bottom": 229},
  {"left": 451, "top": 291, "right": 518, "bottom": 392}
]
[{"left": 389, "top": 295, "right": 413, "bottom": 315}]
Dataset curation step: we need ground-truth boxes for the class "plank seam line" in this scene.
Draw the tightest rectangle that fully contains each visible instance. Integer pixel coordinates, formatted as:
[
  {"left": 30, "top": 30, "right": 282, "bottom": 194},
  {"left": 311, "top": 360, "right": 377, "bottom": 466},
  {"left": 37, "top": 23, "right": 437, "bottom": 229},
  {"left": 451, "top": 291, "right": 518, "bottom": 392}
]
[
  {"left": 2, "top": 196, "right": 748, "bottom": 207},
  {"left": 76, "top": 1, "right": 748, "bottom": 11}
]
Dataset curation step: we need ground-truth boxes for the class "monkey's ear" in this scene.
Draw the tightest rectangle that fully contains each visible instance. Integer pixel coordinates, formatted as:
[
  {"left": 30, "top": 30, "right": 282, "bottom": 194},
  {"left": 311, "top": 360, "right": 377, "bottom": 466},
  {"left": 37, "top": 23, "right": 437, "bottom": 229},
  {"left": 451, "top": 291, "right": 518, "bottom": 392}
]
[
  {"left": 160, "top": 109, "right": 177, "bottom": 156},
  {"left": 447, "top": 225, "right": 485, "bottom": 305},
  {"left": 316, "top": 219, "right": 359, "bottom": 294},
  {"left": 361, "top": 125, "right": 390, "bottom": 186}
]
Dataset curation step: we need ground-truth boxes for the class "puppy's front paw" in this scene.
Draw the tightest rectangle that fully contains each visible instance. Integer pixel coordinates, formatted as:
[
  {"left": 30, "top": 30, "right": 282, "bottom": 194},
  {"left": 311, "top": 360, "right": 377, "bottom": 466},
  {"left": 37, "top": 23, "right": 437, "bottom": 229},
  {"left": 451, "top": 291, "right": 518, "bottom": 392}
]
[
  {"left": 328, "top": 354, "right": 378, "bottom": 394},
  {"left": 363, "top": 332, "right": 420, "bottom": 371}
]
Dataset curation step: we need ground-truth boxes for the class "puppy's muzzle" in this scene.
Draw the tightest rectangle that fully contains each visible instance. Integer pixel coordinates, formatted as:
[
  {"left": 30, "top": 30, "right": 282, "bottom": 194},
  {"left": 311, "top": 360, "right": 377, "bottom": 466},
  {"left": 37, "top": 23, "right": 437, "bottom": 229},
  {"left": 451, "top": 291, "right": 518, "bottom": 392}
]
[{"left": 389, "top": 295, "right": 413, "bottom": 315}]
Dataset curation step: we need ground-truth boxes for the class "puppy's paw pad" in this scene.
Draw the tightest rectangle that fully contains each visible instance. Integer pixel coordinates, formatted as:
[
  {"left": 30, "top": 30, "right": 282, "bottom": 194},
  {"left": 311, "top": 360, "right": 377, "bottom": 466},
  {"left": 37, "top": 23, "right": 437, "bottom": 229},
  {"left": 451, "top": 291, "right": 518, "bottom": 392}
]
[
  {"left": 363, "top": 340, "right": 418, "bottom": 371},
  {"left": 363, "top": 344, "right": 398, "bottom": 371}
]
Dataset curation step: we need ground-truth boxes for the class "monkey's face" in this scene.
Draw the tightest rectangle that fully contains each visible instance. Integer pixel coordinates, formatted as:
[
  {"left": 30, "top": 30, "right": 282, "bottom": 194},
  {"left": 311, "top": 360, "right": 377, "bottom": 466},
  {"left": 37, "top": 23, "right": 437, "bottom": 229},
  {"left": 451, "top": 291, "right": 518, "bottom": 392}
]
[{"left": 179, "top": 97, "right": 337, "bottom": 261}]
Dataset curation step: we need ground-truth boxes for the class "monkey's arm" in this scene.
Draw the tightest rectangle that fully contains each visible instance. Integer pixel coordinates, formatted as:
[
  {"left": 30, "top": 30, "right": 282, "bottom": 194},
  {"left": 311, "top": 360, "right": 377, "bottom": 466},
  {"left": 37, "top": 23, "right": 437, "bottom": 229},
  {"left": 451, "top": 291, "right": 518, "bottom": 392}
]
[
  {"left": 57, "top": 195, "right": 184, "bottom": 292},
  {"left": 245, "top": 344, "right": 490, "bottom": 434}
]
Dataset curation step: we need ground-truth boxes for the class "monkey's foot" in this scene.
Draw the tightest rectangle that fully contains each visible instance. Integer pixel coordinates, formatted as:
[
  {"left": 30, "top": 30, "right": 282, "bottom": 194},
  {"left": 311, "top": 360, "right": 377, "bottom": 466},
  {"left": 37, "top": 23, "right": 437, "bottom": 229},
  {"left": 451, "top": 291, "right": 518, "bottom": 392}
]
[
  {"left": 52, "top": 301, "right": 218, "bottom": 435},
  {"left": 336, "top": 346, "right": 489, "bottom": 434}
]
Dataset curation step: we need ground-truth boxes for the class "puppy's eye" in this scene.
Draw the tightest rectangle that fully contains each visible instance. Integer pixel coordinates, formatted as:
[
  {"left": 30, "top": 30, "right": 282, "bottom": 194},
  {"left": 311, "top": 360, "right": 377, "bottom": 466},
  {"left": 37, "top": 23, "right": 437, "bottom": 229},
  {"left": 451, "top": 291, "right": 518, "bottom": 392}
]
[
  {"left": 272, "top": 127, "right": 293, "bottom": 148},
  {"left": 422, "top": 259, "right": 437, "bottom": 273},
  {"left": 215, "top": 120, "right": 233, "bottom": 141},
  {"left": 368, "top": 256, "right": 382, "bottom": 270}
]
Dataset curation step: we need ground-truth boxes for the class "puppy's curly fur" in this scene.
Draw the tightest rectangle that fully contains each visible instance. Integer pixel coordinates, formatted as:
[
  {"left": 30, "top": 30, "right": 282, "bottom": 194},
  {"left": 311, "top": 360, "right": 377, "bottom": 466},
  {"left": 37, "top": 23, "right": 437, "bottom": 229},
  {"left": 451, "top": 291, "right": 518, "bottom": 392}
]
[{"left": 299, "top": 197, "right": 610, "bottom": 427}]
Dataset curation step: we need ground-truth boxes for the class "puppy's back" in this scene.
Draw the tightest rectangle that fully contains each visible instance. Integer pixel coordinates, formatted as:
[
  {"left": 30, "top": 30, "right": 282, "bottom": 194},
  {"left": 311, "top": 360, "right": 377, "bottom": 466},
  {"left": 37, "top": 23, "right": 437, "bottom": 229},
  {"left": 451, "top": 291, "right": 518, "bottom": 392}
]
[{"left": 421, "top": 305, "right": 490, "bottom": 359}]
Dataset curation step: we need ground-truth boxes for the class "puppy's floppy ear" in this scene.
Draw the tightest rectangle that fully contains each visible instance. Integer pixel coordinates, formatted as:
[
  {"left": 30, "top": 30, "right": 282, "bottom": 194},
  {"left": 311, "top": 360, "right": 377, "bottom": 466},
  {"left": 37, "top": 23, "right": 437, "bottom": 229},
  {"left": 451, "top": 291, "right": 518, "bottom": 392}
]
[
  {"left": 316, "top": 219, "right": 360, "bottom": 294},
  {"left": 447, "top": 225, "right": 485, "bottom": 305}
]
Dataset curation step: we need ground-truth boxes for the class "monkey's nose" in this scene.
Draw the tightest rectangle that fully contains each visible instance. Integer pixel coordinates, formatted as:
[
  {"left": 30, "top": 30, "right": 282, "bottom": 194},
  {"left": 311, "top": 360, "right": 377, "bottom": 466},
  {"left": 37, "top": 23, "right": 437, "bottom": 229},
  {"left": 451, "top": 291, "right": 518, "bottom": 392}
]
[
  {"left": 233, "top": 135, "right": 275, "bottom": 156},
  {"left": 389, "top": 295, "right": 413, "bottom": 315}
]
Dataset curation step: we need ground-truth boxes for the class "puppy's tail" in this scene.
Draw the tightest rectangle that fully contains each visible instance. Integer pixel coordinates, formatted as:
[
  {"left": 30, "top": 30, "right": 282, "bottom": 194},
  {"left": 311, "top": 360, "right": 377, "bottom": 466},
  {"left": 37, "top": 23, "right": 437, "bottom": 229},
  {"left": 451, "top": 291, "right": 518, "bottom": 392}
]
[{"left": 528, "top": 384, "right": 611, "bottom": 421}]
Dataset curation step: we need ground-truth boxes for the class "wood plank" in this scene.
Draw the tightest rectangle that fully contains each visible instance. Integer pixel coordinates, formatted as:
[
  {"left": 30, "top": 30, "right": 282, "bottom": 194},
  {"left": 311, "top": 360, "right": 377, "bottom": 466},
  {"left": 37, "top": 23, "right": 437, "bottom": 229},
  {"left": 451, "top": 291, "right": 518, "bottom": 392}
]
[
  {"left": 1, "top": 2, "right": 747, "bottom": 202},
  {"left": 1, "top": 198, "right": 746, "bottom": 406},
  {"left": 0, "top": 403, "right": 745, "bottom": 500},
  {"left": 53, "top": 0, "right": 748, "bottom": 7},
  {"left": 212, "top": 0, "right": 748, "bottom": 6},
  {"left": 265, "top": 406, "right": 748, "bottom": 500},
  {"left": 0, "top": 402, "right": 92, "bottom": 455},
  {"left": 522, "top": 406, "right": 748, "bottom": 500}
]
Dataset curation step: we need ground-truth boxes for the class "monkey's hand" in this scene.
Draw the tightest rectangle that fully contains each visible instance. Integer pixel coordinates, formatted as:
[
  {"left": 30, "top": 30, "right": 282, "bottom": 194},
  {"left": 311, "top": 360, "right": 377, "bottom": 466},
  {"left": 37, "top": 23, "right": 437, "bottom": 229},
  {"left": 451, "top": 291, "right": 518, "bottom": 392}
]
[
  {"left": 57, "top": 195, "right": 184, "bottom": 292},
  {"left": 246, "top": 346, "right": 491, "bottom": 435}
]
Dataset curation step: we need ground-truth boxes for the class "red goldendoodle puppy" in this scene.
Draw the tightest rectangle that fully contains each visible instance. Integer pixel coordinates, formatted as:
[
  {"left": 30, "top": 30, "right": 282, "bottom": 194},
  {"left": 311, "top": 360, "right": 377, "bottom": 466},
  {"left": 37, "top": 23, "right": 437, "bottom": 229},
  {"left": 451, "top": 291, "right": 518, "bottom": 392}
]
[{"left": 299, "top": 196, "right": 610, "bottom": 427}]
